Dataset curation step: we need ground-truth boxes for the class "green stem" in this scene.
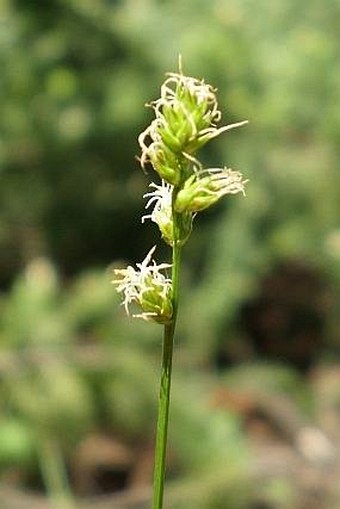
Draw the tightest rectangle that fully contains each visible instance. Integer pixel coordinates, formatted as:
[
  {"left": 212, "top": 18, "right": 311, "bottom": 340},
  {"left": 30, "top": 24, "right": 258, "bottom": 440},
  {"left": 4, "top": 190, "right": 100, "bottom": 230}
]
[{"left": 152, "top": 215, "right": 182, "bottom": 509}]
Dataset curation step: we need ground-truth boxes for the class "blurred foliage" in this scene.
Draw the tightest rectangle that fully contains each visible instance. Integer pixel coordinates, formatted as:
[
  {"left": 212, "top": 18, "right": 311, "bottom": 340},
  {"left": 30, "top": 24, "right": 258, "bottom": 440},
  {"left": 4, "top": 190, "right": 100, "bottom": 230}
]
[
  {"left": 0, "top": 259, "right": 249, "bottom": 506},
  {"left": 1, "top": 0, "right": 340, "bottom": 507}
]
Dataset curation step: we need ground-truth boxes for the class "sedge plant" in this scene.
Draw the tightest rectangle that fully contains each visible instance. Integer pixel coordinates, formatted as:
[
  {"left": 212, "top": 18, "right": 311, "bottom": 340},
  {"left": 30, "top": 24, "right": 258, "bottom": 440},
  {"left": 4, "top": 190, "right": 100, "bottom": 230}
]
[{"left": 112, "top": 62, "right": 248, "bottom": 509}]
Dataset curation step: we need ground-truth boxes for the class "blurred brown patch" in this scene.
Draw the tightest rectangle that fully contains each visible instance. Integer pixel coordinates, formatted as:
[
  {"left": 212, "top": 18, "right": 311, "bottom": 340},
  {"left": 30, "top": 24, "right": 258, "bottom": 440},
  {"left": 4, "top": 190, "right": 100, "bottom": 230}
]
[{"left": 239, "top": 260, "right": 332, "bottom": 371}]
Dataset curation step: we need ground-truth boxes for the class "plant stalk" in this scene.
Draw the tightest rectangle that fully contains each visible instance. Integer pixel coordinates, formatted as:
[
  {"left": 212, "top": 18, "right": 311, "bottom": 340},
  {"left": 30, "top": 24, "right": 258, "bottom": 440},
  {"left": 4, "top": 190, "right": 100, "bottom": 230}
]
[{"left": 152, "top": 206, "right": 182, "bottom": 509}]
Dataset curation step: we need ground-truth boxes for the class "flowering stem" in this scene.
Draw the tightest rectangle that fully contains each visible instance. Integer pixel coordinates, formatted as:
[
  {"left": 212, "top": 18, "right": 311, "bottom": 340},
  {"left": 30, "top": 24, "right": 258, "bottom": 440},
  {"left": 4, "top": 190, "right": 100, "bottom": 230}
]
[
  {"left": 152, "top": 203, "right": 182, "bottom": 509},
  {"left": 113, "top": 66, "right": 248, "bottom": 509}
]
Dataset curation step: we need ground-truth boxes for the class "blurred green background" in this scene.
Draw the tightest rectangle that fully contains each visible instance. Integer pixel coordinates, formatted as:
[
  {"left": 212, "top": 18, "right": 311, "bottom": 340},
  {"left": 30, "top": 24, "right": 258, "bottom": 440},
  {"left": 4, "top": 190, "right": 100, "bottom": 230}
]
[{"left": 1, "top": 0, "right": 340, "bottom": 508}]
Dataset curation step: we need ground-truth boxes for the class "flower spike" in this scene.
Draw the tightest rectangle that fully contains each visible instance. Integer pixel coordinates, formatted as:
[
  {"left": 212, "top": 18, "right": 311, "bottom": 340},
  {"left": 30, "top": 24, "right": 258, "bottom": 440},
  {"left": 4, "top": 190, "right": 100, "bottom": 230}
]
[
  {"left": 142, "top": 181, "right": 174, "bottom": 245},
  {"left": 138, "top": 70, "right": 248, "bottom": 185},
  {"left": 112, "top": 246, "right": 173, "bottom": 324},
  {"left": 175, "top": 167, "right": 248, "bottom": 213}
]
